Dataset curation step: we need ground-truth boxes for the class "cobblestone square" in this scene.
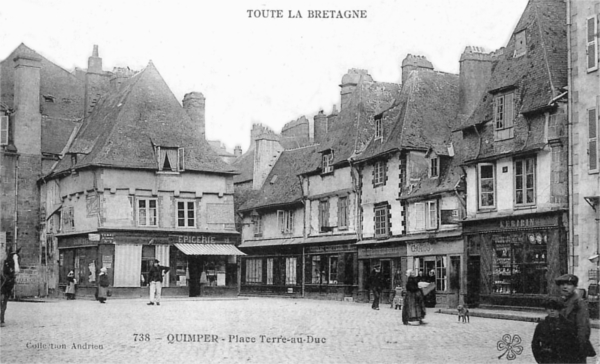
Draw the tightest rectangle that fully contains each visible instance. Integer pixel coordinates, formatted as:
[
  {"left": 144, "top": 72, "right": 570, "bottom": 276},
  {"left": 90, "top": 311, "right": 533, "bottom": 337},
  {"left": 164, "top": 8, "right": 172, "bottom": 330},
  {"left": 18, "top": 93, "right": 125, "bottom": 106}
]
[{"left": 1, "top": 298, "right": 598, "bottom": 364}]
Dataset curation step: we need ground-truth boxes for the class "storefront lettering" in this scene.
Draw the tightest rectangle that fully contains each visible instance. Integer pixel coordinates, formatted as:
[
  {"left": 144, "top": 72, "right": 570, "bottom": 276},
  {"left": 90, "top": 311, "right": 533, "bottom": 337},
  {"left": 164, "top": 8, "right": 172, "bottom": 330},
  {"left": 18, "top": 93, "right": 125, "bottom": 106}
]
[
  {"left": 177, "top": 235, "right": 216, "bottom": 244},
  {"left": 306, "top": 244, "right": 354, "bottom": 254},
  {"left": 362, "top": 246, "right": 399, "bottom": 257},
  {"left": 410, "top": 243, "right": 432, "bottom": 253},
  {"left": 499, "top": 218, "right": 537, "bottom": 229}
]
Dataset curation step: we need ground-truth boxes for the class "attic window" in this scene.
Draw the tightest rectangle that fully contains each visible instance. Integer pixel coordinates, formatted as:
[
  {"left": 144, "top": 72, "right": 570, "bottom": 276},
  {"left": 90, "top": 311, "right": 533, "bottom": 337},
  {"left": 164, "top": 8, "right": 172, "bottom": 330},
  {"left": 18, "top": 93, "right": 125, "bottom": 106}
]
[
  {"left": 156, "top": 146, "right": 185, "bottom": 172},
  {"left": 514, "top": 31, "right": 526, "bottom": 58},
  {"left": 322, "top": 151, "right": 334, "bottom": 174},
  {"left": 430, "top": 157, "right": 439, "bottom": 178},
  {"left": 375, "top": 115, "right": 383, "bottom": 140},
  {"left": 0, "top": 115, "right": 8, "bottom": 146},
  {"left": 43, "top": 95, "right": 55, "bottom": 103},
  {"left": 493, "top": 92, "right": 515, "bottom": 141}
]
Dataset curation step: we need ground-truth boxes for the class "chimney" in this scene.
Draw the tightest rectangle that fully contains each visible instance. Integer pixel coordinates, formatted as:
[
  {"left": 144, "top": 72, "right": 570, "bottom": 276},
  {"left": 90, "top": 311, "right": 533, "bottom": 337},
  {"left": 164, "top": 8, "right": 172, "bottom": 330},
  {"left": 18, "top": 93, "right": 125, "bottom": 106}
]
[
  {"left": 110, "top": 67, "right": 135, "bottom": 92},
  {"left": 313, "top": 111, "right": 327, "bottom": 143},
  {"left": 88, "top": 45, "right": 102, "bottom": 74},
  {"left": 183, "top": 92, "right": 206, "bottom": 140},
  {"left": 458, "top": 46, "right": 497, "bottom": 119},
  {"left": 84, "top": 45, "right": 109, "bottom": 116},
  {"left": 13, "top": 52, "right": 42, "bottom": 155},
  {"left": 340, "top": 69, "right": 373, "bottom": 111},
  {"left": 401, "top": 54, "right": 433, "bottom": 84},
  {"left": 234, "top": 145, "right": 242, "bottom": 158},
  {"left": 327, "top": 105, "right": 339, "bottom": 129},
  {"left": 252, "top": 136, "right": 284, "bottom": 190}
]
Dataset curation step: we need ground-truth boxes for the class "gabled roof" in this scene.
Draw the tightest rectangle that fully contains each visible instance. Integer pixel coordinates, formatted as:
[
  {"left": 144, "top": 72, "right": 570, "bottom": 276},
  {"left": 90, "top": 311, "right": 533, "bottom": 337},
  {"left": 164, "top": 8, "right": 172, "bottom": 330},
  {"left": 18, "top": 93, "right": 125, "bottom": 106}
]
[
  {"left": 357, "top": 70, "right": 459, "bottom": 162},
  {"left": 50, "top": 62, "right": 236, "bottom": 175},
  {"left": 459, "top": 0, "right": 567, "bottom": 130},
  {"left": 239, "top": 145, "right": 320, "bottom": 211}
]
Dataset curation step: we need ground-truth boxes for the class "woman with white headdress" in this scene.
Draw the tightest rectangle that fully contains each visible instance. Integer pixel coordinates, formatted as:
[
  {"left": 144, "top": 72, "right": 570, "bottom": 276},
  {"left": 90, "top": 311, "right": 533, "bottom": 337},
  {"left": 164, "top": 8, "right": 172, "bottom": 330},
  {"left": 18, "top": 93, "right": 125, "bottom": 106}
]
[
  {"left": 402, "top": 269, "right": 426, "bottom": 325},
  {"left": 65, "top": 270, "right": 76, "bottom": 300},
  {"left": 97, "top": 267, "right": 110, "bottom": 304}
]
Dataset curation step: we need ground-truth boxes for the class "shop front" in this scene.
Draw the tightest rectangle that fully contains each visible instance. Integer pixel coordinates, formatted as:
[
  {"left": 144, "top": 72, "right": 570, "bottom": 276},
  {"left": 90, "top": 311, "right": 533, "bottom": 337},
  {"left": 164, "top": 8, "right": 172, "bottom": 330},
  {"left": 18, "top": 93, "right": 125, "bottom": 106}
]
[
  {"left": 57, "top": 230, "right": 243, "bottom": 298},
  {"left": 464, "top": 212, "right": 568, "bottom": 308},
  {"left": 357, "top": 240, "right": 407, "bottom": 305}
]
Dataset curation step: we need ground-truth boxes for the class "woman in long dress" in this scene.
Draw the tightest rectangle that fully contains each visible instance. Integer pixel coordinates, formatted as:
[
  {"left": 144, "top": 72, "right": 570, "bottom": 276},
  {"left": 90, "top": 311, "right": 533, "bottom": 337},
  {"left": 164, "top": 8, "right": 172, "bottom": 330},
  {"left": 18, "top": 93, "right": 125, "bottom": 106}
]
[
  {"left": 402, "top": 269, "right": 426, "bottom": 325},
  {"left": 97, "top": 267, "right": 109, "bottom": 304},
  {"left": 65, "top": 270, "right": 76, "bottom": 300}
]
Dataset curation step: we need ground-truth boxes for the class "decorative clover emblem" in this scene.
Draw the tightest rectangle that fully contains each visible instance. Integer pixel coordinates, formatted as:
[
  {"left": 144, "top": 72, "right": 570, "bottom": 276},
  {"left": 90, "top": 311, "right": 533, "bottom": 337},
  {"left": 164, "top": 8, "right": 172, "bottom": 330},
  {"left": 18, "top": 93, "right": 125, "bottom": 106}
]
[{"left": 497, "top": 334, "right": 523, "bottom": 360}]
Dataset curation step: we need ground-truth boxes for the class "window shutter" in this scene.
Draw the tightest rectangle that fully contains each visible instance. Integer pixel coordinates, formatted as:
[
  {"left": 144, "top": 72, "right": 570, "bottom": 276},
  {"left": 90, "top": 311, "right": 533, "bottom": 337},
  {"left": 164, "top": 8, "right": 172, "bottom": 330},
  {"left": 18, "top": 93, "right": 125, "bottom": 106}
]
[
  {"left": 415, "top": 203, "right": 425, "bottom": 230},
  {"left": 428, "top": 201, "right": 438, "bottom": 229},
  {"left": 0, "top": 116, "right": 8, "bottom": 146},
  {"left": 337, "top": 198, "right": 342, "bottom": 227},
  {"left": 493, "top": 97, "right": 498, "bottom": 126},
  {"left": 277, "top": 210, "right": 284, "bottom": 233},
  {"left": 505, "top": 93, "right": 514, "bottom": 127},
  {"left": 178, "top": 148, "right": 185, "bottom": 171},
  {"left": 587, "top": 16, "right": 598, "bottom": 71},
  {"left": 589, "top": 108, "right": 598, "bottom": 172},
  {"left": 325, "top": 201, "right": 330, "bottom": 227}
]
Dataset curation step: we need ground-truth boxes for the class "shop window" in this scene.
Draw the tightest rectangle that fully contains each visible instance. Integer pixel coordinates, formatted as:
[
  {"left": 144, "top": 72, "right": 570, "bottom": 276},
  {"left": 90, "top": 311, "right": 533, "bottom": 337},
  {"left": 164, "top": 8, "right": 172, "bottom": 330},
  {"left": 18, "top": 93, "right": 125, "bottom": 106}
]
[
  {"left": 266, "top": 258, "right": 274, "bottom": 285},
  {"left": 137, "top": 198, "right": 158, "bottom": 226},
  {"left": 492, "top": 233, "right": 548, "bottom": 295},
  {"left": 373, "top": 160, "right": 386, "bottom": 187},
  {"left": 435, "top": 256, "right": 447, "bottom": 292},
  {"left": 493, "top": 93, "right": 514, "bottom": 140},
  {"left": 253, "top": 214, "right": 263, "bottom": 236},
  {"left": 311, "top": 256, "right": 322, "bottom": 284},
  {"left": 286, "top": 257, "right": 297, "bottom": 285},
  {"left": 478, "top": 163, "right": 495, "bottom": 209},
  {"left": 177, "top": 200, "right": 196, "bottom": 227},
  {"left": 319, "top": 199, "right": 331, "bottom": 232},
  {"left": 337, "top": 197, "right": 349, "bottom": 229},
  {"left": 245, "top": 259, "right": 262, "bottom": 284},
  {"left": 374, "top": 204, "right": 389, "bottom": 237},
  {"left": 329, "top": 256, "right": 338, "bottom": 284},
  {"left": 587, "top": 15, "right": 598, "bottom": 72},
  {"left": 588, "top": 108, "right": 599, "bottom": 173},
  {"left": 62, "top": 206, "right": 75, "bottom": 231},
  {"left": 277, "top": 210, "right": 294, "bottom": 234},
  {"left": 310, "top": 255, "right": 339, "bottom": 284},
  {"left": 415, "top": 201, "right": 437, "bottom": 230},
  {"left": 155, "top": 146, "right": 184, "bottom": 172},
  {"left": 140, "top": 245, "right": 156, "bottom": 287},
  {"left": 514, "top": 157, "right": 536, "bottom": 206},
  {"left": 414, "top": 256, "right": 447, "bottom": 292}
]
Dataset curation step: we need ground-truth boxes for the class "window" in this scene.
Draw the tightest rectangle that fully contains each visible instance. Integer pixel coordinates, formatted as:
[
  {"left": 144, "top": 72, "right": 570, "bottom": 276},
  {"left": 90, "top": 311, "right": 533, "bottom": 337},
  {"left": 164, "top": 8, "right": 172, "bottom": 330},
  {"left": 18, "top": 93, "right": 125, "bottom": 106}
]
[
  {"left": 310, "top": 255, "right": 337, "bottom": 284},
  {"left": 415, "top": 201, "right": 438, "bottom": 230},
  {"left": 329, "top": 256, "right": 338, "bottom": 284},
  {"left": 156, "top": 146, "right": 184, "bottom": 172},
  {"left": 414, "top": 256, "right": 447, "bottom": 291},
  {"left": 62, "top": 206, "right": 75, "bottom": 231},
  {"left": 430, "top": 157, "right": 439, "bottom": 178},
  {"left": 266, "top": 258, "right": 274, "bottom": 285},
  {"left": 514, "top": 31, "right": 526, "bottom": 58},
  {"left": 137, "top": 198, "right": 158, "bottom": 226},
  {"left": 375, "top": 115, "right": 383, "bottom": 139},
  {"left": 493, "top": 93, "right": 514, "bottom": 140},
  {"left": 373, "top": 161, "right": 386, "bottom": 186},
  {"left": 319, "top": 199, "right": 330, "bottom": 232},
  {"left": 589, "top": 108, "right": 599, "bottom": 172},
  {"left": 277, "top": 210, "right": 294, "bottom": 234},
  {"left": 253, "top": 214, "right": 263, "bottom": 236},
  {"left": 587, "top": 15, "right": 598, "bottom": 72},
  {"left": 478, "top": 163, "right": 495, "bottom": 209},
  {"left": 337, "top": 197, "right": 349, "bottom": 229},
  {"left": 374, "top": 204, "right": 389, "bottom": 237},
  {"left": 514, "top": 157, "right": 536, "bottom": 205},
  {"left": 322, "top": 152, "right": 334, "bottom": 174},
  {"left": 285, "top": 257, "right": 297, "bottom": 285},
  {"left": 245, "top": 259, "right": 262, "bottom": 284},
  {"left": 177, "top": 200, "right": 196, "bottom": 227},
  {"left": 0, "top": 115, "right": 8, "bottom": 146},
  {"left": 140, "top": 245, "right": 156, "bottom": 287}
]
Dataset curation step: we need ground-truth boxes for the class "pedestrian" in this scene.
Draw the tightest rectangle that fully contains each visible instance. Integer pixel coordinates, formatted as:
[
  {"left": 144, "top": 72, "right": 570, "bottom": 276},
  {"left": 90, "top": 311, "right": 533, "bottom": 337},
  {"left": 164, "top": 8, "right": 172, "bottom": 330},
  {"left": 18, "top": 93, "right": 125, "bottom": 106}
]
[
  {"left": 147, "top": 259, "right": 170, "bottom": 306},
  {"left": 65, "top": 270, "right": 76, "bottom": 300},
  {"left": 97, "top": 267, "right": 109, "bottom": 304},
  {"left": 424, "top": 269, "right": 436, "bottom": 308},
  {"left": 554, "top": 274, "right": 596, "bottom": 363},
  {"left": 402, "top": 269, "right": 426, "bottom": 325},
  {"left": 368, "top": 265, "right": 383, "bottom": 310},
  {"left": 531, "top": 296, "right": 581, "bottom": 363}
]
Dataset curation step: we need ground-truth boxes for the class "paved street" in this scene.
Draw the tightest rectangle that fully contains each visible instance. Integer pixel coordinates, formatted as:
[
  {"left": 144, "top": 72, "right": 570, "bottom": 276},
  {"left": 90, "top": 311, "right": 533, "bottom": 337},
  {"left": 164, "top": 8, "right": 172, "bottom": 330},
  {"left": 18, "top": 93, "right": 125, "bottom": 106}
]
[{"left": 0, "top": 297, "right": 598, "bottom": 364}]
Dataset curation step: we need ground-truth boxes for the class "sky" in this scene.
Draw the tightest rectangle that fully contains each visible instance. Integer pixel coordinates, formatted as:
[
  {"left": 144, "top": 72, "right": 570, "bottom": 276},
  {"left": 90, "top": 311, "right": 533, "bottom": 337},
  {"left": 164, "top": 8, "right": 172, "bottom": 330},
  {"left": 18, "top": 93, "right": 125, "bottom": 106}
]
[{"left": 0, "top": 0, "right": 528, "bottom": 154}]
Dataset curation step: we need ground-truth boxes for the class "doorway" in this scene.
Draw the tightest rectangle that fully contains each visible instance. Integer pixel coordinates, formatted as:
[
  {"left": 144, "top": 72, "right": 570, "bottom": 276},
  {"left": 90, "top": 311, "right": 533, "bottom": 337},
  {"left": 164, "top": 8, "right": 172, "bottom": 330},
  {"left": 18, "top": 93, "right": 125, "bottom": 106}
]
[{"left": 466, "top": 256, "right": 480, "bottom": 306}]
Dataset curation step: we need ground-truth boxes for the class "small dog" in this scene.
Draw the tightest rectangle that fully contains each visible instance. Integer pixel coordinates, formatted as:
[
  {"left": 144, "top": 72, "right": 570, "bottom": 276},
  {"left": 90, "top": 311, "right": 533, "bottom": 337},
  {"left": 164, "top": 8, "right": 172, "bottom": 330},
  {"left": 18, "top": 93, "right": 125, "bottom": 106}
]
[{"left": 457, "top": 305, "right": 470, "bottom": 323}]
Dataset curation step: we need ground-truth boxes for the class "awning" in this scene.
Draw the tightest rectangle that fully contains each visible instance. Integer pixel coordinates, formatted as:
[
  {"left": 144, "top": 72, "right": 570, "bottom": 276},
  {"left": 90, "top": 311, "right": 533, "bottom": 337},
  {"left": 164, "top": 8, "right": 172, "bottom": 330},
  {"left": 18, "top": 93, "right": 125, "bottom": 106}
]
[
  {"left": 239, "top": 238, "right": 301, "bottom": 248},
  {"left": 175, "top": 243, "right": 246, "bottom": 256}
]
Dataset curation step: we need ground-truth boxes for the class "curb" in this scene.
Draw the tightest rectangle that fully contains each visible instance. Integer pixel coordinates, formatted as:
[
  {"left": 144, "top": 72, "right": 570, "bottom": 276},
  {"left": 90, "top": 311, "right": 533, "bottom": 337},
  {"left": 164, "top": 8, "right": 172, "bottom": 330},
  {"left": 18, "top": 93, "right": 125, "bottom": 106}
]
[
  {"left": 436, "top": 309, "right": 600, "bottom": 329},
  {"left": 12, "top": 297, "right": 250, "bottom": 303}
]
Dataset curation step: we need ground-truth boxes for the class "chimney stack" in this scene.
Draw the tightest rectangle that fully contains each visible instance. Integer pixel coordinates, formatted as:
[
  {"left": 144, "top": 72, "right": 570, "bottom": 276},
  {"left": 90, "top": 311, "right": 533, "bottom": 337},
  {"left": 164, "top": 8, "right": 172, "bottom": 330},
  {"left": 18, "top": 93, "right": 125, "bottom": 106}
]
[
  {"left": 340, "top": 69, "right": 373, "bottom": 111},
  {"left": 183, "top": 92, "right": 206, "bottom": 140},
  {"left": 313, "top": 111, "right": 327, "bottom": 143},
  {"left": 88, "top": 45, "right": 102, "bottom": 74},
  {"left": 84, "top": 45, "right": 109, "bottom": 116},
  {"left": 234, "top": 145, "right": 242, "bottom": 158},
  {"left": 13, "top": 52, "right": 42, "bottom": 155},
  {"left": 458, "top": 46, "right": 498, "bottom": 119},
  {"left": 401, "top": 54, "right": 433, "bottom": 84},
  {"left": 253, "top": 136, "right": 283, "bottom": 190}
]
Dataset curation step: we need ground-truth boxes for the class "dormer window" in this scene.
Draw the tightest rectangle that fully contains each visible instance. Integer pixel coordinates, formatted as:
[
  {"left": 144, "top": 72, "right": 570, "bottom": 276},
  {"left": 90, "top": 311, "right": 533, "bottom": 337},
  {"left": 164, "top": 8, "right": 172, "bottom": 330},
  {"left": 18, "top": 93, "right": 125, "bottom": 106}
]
[
  {"left": 514, "top": 31, "right": 526, "bottom": 58},
  {"left": 156, "top": 146, "right": 184, "bottom": 172},
  {"left": 322, "top": 151, "right": 334, "bottom": 174},
  {"left": 375, "top": 115, "right": 383, "bottom": 140},
  {"left": 0, "top": 115, "right": 8, "bottom": 146},
  {"left": 430, "top": 157, "right": 439, "bottom": 178},
  {"left": 493, "top": 93, "right": 515, "bottom": 141}
]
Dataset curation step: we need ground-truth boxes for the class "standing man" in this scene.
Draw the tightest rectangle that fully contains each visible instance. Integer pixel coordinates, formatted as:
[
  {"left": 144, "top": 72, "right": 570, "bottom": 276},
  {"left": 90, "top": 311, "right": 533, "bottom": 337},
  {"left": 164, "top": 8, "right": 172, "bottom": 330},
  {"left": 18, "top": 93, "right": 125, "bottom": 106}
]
[
  {"left": 555, "top": 274, "right": 597, "bottom": 363},
  {"left": 147, "top": 259, "right": 170, "bottom": 306},
  {"left": 369, "top": 265, "right": 382, "bottom": 310}
]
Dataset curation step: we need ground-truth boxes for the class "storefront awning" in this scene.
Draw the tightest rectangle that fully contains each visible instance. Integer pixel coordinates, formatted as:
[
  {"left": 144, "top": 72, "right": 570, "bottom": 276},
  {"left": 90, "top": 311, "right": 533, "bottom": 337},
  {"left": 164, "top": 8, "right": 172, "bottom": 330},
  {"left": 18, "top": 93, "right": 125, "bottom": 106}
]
[
  {"left": 357, "top": 230, "right": 462, "bottom": 245},
  {"left": 239, "top": 238, "right": 301, "bottom": 248},
  {"left": 175, "top": 243, "right": 246, "bottom": 256}
]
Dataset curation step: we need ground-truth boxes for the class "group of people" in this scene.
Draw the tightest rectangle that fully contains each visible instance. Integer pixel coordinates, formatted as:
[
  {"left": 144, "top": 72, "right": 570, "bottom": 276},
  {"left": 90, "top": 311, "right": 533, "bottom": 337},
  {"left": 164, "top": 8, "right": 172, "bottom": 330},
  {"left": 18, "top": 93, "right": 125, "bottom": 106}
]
[{"left": 64, "top": 259, "right": 169, "bottom": 305}]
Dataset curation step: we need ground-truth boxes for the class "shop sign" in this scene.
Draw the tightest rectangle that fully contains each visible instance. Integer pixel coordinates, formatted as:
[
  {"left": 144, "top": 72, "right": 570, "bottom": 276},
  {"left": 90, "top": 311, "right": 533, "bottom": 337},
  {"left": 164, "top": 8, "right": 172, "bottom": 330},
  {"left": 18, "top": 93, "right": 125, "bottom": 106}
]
[
  {"left": 172, "top": 235, "right": 217, "bottom": 244},
  {"left": 101, "top": 233, "right": 114, "bottom": 244},
  {"left": 361, "top": 246, "right": 399, "bottom": 258},
  {"left": 499, "top": 218, "right": 537, "bottom": 229},
  {"left": 410, "top": 242, "right": 432, "bottom": 253},
  {"left": 88, "top": 234, "right": 101, "bottom": 242},
  {"left": 306, "top": 243, "right": 354, "bottom": 254}
]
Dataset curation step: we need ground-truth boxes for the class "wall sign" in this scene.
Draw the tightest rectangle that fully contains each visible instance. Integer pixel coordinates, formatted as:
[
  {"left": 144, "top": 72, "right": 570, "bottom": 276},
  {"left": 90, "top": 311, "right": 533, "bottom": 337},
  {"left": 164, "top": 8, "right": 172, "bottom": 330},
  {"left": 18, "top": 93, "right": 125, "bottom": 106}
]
[
  {"left": 410, "top": 242, "right": 432, "bottom": 253},
  {"left": 306, "top": 243, "right": 354, "bottom": 254}
]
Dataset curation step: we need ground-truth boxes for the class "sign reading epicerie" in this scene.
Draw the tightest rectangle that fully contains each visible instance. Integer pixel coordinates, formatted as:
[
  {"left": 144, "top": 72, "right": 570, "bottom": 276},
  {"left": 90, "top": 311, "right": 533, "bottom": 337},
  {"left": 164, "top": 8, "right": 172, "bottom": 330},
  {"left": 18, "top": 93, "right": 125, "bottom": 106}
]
[
  {"left": 246, "top": 9, "right": 367, "bottom": 19},
  {"left": 173, "top": 235, "right": 217, "bottom": 244}
]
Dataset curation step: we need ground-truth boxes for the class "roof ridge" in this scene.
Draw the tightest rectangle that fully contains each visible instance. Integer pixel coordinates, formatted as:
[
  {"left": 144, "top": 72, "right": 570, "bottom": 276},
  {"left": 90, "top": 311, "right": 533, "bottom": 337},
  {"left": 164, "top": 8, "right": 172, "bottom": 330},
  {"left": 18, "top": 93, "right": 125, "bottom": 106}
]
[{"left": 285, "top": 143, "right": 319, "bottom": 152}]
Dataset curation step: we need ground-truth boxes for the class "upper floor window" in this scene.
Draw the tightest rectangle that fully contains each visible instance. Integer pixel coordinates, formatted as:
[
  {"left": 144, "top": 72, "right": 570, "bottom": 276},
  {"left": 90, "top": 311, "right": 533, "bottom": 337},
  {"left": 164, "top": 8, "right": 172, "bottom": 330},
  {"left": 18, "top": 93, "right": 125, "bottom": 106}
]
[
  {"left": 373, "top": 160, "right": 386, "bottom": 186},
  {"left": 514, "top": 30, "right": 527, "bottom": 58},
  {"left": 62, "top": 206, "right": 75, "bottom": 231},
  {"left": 0, "top": 115, "right": 8, "bottom": 146},
  {"left": 156, "top": 146, "right": 184, "bottom": 172},
  {"left": 430, "top": 157, "right": 439, "bottom": 178},
  {"left": 374, "top": 204, "right": 389, "bottom": 237},
  {"left": 138, "top": 198, "right": 158, "bottom": 226},
  {"left": 588, "top": 108, "right": 599, "bottom": 173},
  {"left": 319, "top": 199, "right": 331, "bottom": 232},
  {"left": 478, "top": 163, "right": 495, "bottom": 209},
  {"left": 253, "top": 214, "right": 263, "bottom": 236},
  {"left": 514, "top": 157, "right": 536, "bottom": 206},
  {"left": 277, "top": 210, "right": 294, "bottom": 234},
  {"left": 587, "top": 15, "right": 598, "bottom": 72},
  {"left": 337, "top": 197, "right": 349, "bottom": 229},
  {"left": 322, "top": 151, "right": 334, "bottom": 174},
  {"left": 415, "top": 200, "right": 438, "bottom": 230},
  {"left": 494, "top": 93, "right": 514, "bottom": 141},
  {"left": 375, "top": 115, "right": 383, "bottom": 140},
  {"left": 177, "top": 200, "right": 196, "bottom": 227}
]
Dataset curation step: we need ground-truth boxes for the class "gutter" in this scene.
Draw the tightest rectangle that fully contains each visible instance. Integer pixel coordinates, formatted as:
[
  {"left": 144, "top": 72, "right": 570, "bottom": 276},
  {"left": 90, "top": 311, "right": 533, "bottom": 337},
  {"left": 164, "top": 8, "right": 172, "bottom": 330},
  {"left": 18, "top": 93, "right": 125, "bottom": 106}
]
[{"left": 566, "top": 0, "right": 575, "bottom": 273}]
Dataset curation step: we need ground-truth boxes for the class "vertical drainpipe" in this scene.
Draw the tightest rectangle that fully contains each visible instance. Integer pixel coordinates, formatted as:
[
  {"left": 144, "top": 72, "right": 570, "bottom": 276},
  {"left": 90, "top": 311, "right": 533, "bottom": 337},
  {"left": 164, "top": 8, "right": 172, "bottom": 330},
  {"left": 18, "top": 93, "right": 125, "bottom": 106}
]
[
  {"left": 566, "top": 0, "right": 575, "bottom": 274},
  {"left": 297, "top": 174, "right": 307, "bottom": 298},
  {"left": 14, "top": 154, "right": 19, "bottom": 253}
]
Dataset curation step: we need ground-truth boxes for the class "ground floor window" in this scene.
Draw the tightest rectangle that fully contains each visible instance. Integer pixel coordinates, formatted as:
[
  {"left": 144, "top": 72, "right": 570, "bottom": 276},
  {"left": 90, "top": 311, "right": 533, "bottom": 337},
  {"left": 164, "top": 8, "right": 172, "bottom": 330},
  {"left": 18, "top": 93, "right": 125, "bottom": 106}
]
[
  {"left": 246, "top": 259, "right": 263, "bottom": 284},
  {"left": 267, "top": 258, "right": 274, "bottom": 285},
  {"left": 286, "top": 257, "right": 297, "bottom": 285},
  {"left": 308, "top": 253, "right": 354, "bottom": 285},
  {"left": 414, "top": 255, "right": 447, "bottom": 291}
]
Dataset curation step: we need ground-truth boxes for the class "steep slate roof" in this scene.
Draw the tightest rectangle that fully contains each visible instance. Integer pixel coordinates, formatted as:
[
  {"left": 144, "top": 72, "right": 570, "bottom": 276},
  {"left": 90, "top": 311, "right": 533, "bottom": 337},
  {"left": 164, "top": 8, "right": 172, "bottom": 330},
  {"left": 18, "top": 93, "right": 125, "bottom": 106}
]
[
  {"left": 232, "top": 147, "right": 255, "bottom": 184},
  {"left": 1, "top": 43, "right": 85, "bottom": 155},
  {"left": 459, "top": 0, "right": 567, "bottom": 130},
  {"left": 50, "top": 62, "right": 236, "bottom": 175},
  {"left": 357, "top": 70, "right": 460, "bottom": 162},
  {"left": 239, "top": 145, "right": 320, "bottom": 211}
]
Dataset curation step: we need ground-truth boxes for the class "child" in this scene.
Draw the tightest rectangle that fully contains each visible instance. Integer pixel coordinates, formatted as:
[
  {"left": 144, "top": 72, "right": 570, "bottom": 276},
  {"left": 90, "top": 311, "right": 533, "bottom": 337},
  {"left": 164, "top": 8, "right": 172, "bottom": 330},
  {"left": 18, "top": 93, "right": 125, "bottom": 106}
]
[
  {"left": 392, "top": 285, "right": 404, "bottom": 310},
  {"left": 531, "top": 297, "right": 581, "bottom": 363},
  {"left": 65, "top": 271, "right": 76, "bottom": 300}
]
